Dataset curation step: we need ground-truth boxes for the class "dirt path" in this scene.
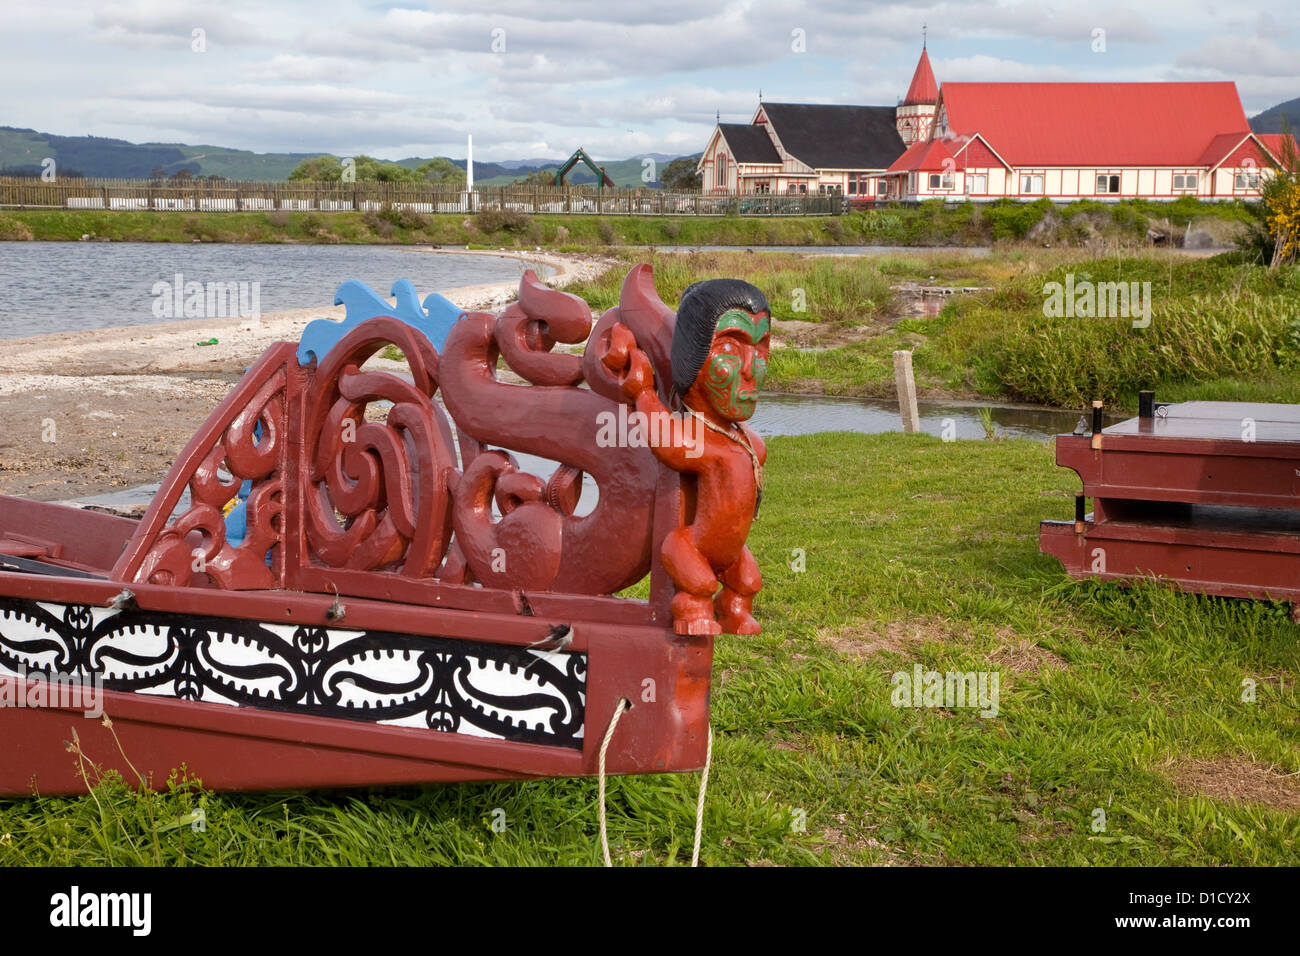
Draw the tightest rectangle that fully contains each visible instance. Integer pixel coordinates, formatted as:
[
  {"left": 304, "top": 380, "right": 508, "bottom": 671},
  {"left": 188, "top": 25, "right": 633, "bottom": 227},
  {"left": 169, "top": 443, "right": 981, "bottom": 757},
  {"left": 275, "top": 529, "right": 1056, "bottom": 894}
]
[{"left": 0, "top": 249, "right": 616, "bottom": 502}]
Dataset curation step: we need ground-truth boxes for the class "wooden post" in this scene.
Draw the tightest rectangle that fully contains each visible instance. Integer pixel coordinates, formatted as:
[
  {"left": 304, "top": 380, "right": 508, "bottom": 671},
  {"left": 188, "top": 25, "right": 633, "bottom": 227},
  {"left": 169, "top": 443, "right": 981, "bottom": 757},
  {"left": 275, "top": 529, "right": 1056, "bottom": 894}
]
[{"left": 893, "top": 350, "right": 920, "bottom": 434}]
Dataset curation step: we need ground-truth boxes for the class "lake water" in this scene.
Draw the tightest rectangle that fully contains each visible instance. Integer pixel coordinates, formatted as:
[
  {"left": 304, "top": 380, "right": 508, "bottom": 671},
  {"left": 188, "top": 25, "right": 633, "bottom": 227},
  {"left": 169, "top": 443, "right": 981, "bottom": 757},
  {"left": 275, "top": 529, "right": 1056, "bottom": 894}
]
[
  {"left": 750, "top": 393, "right": 1088, "bottom": 440},
  {"left": 64, "top": 392, "right": 1088, "bottom": 515},
  {"left": 0, "top": 242, "right": 553, "bottom": 339}
]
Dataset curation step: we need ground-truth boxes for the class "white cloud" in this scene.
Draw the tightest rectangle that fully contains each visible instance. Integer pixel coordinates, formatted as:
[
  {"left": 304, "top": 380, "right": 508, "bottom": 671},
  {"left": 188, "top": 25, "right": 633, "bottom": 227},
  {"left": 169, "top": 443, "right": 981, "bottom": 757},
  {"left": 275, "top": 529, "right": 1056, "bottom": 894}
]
[{"left": 0, "top": 0, "right": 1295, "bottom": 162}]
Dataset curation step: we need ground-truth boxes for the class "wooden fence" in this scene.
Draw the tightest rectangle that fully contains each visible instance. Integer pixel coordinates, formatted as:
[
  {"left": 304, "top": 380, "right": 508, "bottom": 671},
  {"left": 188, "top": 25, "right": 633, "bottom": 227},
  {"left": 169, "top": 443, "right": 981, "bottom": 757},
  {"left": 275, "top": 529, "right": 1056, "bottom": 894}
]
[{"left": 0, "top": 177, "right": 843, "bottom": 217}]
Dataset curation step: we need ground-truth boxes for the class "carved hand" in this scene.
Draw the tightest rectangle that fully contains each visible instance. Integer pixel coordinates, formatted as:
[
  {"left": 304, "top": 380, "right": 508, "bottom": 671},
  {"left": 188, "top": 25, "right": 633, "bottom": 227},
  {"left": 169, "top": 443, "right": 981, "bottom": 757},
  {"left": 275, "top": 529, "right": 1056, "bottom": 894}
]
[{"left": 599, "top": 322, "right": 655, "bottom": 401}]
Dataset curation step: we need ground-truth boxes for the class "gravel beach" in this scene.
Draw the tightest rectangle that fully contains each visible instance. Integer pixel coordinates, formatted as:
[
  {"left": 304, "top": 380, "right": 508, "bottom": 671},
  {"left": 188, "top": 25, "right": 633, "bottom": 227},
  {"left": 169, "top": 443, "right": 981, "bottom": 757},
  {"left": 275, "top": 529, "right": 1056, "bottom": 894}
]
[{"left": 0, "top": 248, "right": 614, "bottom": 502}]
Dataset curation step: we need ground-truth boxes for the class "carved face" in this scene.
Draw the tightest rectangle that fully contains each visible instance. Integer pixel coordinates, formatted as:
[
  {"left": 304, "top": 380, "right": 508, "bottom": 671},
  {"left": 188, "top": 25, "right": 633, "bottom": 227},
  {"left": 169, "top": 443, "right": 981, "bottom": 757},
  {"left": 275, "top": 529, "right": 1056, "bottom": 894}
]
[{"left": 694, "top": 308, "right": 771, "bottom": 421}]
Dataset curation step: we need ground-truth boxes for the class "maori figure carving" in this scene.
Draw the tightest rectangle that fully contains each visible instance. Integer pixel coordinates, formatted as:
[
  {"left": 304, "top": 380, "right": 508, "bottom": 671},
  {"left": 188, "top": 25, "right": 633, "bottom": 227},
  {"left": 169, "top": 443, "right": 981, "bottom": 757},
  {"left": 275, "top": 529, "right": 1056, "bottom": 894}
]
[{"left": 597, "top": 279, "right": 770, "bottom": 635}]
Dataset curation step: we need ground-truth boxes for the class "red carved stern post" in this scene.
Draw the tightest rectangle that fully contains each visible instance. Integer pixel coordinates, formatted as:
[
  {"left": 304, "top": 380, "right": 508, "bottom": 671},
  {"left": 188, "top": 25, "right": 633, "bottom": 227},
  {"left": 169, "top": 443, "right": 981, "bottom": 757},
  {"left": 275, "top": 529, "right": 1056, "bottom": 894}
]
[{"left": 0, "top": 264, "right": 769, "bottom": 794}]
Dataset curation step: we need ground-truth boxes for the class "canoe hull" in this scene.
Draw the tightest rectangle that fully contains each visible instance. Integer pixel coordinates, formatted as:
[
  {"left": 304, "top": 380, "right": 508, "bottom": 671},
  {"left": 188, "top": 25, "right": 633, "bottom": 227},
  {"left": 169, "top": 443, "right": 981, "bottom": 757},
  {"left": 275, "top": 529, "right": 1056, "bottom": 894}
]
[{"left": 0, "top": 571, "right": 712, "bottom": 796}]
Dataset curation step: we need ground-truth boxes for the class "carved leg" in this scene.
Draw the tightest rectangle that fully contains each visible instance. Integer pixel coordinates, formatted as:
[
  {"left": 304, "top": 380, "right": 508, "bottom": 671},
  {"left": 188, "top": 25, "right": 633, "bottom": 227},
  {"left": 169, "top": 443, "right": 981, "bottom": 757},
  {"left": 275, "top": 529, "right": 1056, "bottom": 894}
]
[
  {"left": 661, "top": 527, "right": 721, "bottom": 636},
  {"left": 715, "top": 546, "right": 761, "bottom": 635}
]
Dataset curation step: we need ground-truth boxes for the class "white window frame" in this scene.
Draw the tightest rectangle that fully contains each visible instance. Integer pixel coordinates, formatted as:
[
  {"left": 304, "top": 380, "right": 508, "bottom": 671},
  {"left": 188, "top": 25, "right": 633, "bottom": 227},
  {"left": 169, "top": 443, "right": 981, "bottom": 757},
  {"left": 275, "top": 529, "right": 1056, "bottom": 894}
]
[
  {"left": 1095, "top": 174, "right": 1120, "bottom": 194},
  {"left": 1020, "top": 174, "right": 1044, "bottom": 195},
  {"left": 1234, "top": 170, "right": 1260, "bottom": 190},
  {"left": 967, "top": 173, "right": 987, "bottom": 194},
  {"left": 1172, "top": 173, "right": 1198, "bottom": 191}
]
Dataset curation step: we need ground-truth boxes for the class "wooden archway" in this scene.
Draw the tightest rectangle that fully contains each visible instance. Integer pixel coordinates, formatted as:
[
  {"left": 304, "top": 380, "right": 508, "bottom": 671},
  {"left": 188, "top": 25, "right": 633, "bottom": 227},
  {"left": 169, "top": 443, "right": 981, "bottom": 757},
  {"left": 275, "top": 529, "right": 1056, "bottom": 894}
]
[{"left": 555, "top": 147, "right": 615, "bottom": 187}]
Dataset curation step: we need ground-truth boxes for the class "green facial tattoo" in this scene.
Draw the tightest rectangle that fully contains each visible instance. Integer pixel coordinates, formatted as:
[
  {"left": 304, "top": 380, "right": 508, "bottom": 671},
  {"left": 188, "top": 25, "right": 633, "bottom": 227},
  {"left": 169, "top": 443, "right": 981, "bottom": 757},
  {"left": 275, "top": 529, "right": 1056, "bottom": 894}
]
[{"left": 700, "top": 309, "right": 770, "bottom": 420}]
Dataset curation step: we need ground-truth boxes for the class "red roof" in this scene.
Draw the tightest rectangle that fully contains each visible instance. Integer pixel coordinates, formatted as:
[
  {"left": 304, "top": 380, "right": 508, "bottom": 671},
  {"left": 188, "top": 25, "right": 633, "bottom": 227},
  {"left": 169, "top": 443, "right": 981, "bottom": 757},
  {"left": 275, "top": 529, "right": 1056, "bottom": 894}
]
[
  {"left": 903, "top": 47, "right": 938, "bottom": 106},
  {"left": 1260, "top": 134, "right": 1299, "bottom": 168},
  {"left": 886, "top": 138, "right": 955, "bottom": 174},
  {"left": 940, "top": 82, "right": 1251, "bottom": 166},
  {"left": 1198, "top": 132, "right": 1251, "bottom": 167},
  {"left": 955, "top": 135, "right": 1007, "bottom": 169}
]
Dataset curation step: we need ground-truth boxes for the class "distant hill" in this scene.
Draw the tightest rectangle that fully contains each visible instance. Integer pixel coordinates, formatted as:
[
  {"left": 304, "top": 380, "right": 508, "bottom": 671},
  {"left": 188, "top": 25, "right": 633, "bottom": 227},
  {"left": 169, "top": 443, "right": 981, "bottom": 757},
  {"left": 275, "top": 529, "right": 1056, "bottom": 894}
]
[
  {"left": 1250, "top": 96, "right": 1300, "bottom": 134},
  {"left": 0, "top": 126, "right": 692, "bottom": 187},
  {"left": 0, "top": 126, "right": 317, "bottom": 179}
]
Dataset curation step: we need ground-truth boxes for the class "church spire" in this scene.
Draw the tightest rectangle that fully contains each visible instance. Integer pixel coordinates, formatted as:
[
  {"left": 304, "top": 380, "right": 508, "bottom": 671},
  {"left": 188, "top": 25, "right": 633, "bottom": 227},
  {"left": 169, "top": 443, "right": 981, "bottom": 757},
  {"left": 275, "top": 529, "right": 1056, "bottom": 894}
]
[{"left": 902, "top": 43, "right": 938, "bottom": 106}]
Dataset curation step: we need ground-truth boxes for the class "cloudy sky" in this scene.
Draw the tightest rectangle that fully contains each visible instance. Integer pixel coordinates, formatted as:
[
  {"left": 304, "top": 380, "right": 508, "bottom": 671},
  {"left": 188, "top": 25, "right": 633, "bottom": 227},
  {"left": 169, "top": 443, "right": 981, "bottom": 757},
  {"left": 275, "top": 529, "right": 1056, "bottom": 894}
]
[{"left": 3, "top": 0, "right": 1297, "bottom": 162}]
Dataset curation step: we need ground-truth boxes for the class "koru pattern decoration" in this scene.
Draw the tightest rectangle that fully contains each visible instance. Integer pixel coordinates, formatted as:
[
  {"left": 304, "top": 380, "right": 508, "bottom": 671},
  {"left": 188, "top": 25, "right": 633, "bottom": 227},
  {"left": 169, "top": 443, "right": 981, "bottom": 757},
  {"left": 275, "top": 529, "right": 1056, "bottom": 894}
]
[
  {"left": 111, "top": 263, "right": 769, "bottom": 636},
  {"left": 0, "top": 598, "right": 586, "bottom": 748}
]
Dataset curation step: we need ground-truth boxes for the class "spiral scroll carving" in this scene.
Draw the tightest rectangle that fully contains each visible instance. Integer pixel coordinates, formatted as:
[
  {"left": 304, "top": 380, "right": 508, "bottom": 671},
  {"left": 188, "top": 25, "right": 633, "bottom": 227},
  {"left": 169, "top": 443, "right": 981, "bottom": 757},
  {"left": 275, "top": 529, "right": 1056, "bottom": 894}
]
[{"left": 301, "top": 316, "right": 458, "bottom": 576}]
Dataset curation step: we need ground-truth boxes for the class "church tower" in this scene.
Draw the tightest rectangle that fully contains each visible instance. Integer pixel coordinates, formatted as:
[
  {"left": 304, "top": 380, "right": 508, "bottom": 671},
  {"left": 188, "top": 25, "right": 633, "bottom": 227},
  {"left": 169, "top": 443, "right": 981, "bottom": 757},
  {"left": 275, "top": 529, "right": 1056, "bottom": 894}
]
[{"left": 896, "top": 42, "right": 939, "bottom": 146}]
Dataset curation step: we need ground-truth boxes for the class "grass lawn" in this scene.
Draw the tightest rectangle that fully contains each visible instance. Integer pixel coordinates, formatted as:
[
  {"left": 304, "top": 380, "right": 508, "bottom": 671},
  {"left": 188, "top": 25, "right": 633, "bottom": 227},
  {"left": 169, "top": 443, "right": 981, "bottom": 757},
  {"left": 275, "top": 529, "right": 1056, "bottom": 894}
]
[
  {"left": 2, "top": 432, "right": 1296, "bottom": 865},
  {"left": 563, "top": 249, "right": 1300, "bottom": 412}
]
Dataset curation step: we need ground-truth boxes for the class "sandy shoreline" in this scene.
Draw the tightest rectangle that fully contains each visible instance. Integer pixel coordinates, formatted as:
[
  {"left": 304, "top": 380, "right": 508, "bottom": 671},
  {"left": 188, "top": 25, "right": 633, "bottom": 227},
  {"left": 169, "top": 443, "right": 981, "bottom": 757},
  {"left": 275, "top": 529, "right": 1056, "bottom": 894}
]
[{"left": 0, "top": 248, "right": 615, "bottom": 501}]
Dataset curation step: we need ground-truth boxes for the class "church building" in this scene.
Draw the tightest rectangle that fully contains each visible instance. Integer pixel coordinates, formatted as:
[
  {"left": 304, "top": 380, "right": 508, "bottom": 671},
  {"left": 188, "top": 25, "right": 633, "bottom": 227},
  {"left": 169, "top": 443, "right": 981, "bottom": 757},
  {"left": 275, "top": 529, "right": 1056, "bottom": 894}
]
[{"left": 698, "top": 44, "right": 1293, "bottom": 202}]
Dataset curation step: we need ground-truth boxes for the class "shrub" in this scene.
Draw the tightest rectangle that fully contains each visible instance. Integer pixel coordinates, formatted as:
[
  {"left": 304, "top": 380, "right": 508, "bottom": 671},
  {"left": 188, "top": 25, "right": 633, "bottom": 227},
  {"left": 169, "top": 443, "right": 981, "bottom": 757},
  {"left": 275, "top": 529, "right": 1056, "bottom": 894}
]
[
  {"left": 0, "top": 214, "right": 33, "bottom": 240},
  {"left": 1109, "top": 203, "right": 1149, "bottom": 239},
  {"left": 267, "top": 210, "right": 292, "bottom": 228},
  {"left": 597, "top": 220, "right": 617, "bottom": 244},
  {"left": 394, "top": 206, "right": 431, "bottom": 231},
  {"left": 367, "top": 216, "right": 395, "bottom": 239},
  {"left": 476, "top": 208, "right": 534, "bottom": 234},
  {"left": 181, "top": 216, "right": 221, "bottom": 241},
  {"left": 944, "top": 258, "right": 1300, "bottom": 407},
  {"left": 984, "top": 198, "right": 1052, "bottom": 240}
]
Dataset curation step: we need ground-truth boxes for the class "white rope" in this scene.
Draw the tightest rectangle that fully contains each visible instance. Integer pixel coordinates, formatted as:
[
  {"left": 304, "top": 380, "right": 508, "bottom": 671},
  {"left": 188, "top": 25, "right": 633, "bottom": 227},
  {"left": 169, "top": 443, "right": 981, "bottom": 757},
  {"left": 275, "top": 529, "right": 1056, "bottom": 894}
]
[
  {"left": 691, "top": 723, "right": 713, "bottom": 867},
  {"left": 597, "top": 698, "right": 715, "bottom": 868},
  {"left": 598, "top": 697, "right": 631, "bottom": 867}
]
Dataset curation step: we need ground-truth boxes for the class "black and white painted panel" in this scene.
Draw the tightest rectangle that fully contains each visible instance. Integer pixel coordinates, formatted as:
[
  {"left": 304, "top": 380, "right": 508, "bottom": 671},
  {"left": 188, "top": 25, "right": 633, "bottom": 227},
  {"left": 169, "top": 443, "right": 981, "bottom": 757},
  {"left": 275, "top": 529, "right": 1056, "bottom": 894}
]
[{"left": 0, "top": 598, "right": 586, "bottom": 749}]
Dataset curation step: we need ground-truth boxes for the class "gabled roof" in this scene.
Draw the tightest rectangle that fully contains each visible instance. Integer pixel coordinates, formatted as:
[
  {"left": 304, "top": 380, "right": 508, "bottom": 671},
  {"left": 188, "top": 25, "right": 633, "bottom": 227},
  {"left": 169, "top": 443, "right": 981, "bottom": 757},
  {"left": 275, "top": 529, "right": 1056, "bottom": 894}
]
[
  {"left": 759, "top": 102, "right": 906, "bottom": 170},
  {"left": 1198, "top": 132, "right": 1252, "bottom": 168},
  {"left": 940, "top": 82, "right": 1252, "bottom": 166},
  {"left": 1259, "top": 133, "right": 1299, "bottom": 169},
  {"left": 952, "top": 133, "right": 1012, "bottom": 170},
  {"left": 903, "top": 47, "right": 938, "bottom": 106},
  {"left": 716, "top": 123, "right": 781, "bottom": 164},
  {"left": 886, "top": 137, "right": 955, "bottom": 174}
]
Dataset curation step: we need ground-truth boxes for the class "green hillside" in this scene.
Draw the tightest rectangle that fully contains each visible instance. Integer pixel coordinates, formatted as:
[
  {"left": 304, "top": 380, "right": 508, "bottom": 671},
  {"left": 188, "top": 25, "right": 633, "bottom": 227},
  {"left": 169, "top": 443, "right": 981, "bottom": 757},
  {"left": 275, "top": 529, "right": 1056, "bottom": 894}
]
[
  {"left": 0, "top": 126, "right": 314, "bottom": 179},
  {"left": 0, "top": 126, "right": 693, "bottom": 186}
]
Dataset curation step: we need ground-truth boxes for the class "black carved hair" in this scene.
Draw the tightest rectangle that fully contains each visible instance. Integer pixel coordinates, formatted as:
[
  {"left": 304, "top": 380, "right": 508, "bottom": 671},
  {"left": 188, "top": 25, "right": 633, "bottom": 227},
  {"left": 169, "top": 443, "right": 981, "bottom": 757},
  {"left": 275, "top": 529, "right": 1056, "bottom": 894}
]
[{"left": 669, "top": 278, "right": 769, "bottom": 406}]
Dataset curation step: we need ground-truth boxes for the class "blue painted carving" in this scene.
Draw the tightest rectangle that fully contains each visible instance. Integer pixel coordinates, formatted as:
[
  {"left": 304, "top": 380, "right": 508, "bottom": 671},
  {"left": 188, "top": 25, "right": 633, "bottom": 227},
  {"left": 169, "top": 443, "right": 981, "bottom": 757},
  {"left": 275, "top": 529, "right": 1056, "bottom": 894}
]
[
  {"left": 224, "top": 419, "right": 261, "bottom": 548},
  {"left": 296, "top": 279, "right": 465, "bottom": 366}
]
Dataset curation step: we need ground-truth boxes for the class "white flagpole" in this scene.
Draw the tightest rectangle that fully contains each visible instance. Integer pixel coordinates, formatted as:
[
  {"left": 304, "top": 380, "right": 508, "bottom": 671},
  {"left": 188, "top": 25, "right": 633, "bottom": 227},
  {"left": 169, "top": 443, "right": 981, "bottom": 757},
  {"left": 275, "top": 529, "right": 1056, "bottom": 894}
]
[{"left": 467, "top": 133, "right": 474, "bottom": 212}]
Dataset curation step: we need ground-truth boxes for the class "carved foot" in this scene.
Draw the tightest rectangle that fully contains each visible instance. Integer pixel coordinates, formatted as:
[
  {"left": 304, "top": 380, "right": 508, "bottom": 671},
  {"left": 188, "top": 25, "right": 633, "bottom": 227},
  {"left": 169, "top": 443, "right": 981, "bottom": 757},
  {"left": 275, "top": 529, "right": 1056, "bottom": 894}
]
[
  {"left": 671, "top": 592, "right": 722, "bottom": 636},
  {"left": 714, "top": 589, "right": 760, "bottom": 635}
]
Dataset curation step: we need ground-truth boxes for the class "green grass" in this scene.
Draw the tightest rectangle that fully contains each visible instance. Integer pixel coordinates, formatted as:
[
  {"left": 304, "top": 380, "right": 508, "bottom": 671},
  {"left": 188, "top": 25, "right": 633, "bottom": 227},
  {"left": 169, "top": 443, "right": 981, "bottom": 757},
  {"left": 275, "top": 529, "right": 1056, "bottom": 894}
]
[
  {"left": 1, "top": 197, "right": 1261, "bottom": 250},
  {"left": 0, "top": 209, "right": 858, "bottom": 248},
  {"left": 936, "top": 254, "right": 1300, "bottom": 410},
  {"left": 564, "top": 249, "right": 897, "bottom": 323},
  {"left": 2, "top": 433, "right": 1296, "bottom": 865},
  {"left": 561, "top": 248, "right": 1300, "bottom": 409}
]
